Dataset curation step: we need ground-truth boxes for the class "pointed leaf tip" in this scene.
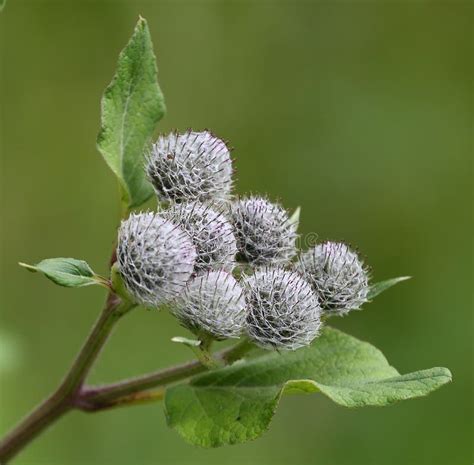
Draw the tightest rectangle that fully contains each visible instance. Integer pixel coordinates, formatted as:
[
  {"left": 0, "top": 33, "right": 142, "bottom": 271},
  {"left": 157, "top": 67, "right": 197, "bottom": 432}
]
[
  {"left": 97, "top": 16, "right": 166, "bottom": 210},
  {"left": 368, "top": 276, "right": 411, "bottom": 300},
  {"left": 289, "top": 207, "right": 301, "bottom": 227},
  {"left": 19, "top": 262, "right": 37, "bottom": 272}
]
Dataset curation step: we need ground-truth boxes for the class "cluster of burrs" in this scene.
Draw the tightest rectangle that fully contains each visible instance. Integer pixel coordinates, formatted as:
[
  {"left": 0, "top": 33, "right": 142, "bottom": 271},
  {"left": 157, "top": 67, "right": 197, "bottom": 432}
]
[{"left": 117, "top": 130, "right": 370, "bottom": 350}]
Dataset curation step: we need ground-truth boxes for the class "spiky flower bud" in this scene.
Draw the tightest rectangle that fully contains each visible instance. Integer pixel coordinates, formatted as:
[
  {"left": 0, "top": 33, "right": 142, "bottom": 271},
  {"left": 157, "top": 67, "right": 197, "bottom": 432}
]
[
  {"left": 173, "top": 271, "right": 247, "bottom": 340},
  {"left": 146, "top": 130, "right": 233, "bottom": 204},
  {"left": 243, "top": 268, "right": 321, "bottom": 350},
  {"left": 296, "top": 242, "right": 369, "bottom": 316},
  {"left": 161, "top": 202, "right": 237, "bottom": 272},
  {"left": 229, "top": 196, "right": 297, "bottom": 266},
  {"left": 116, "top": 212, "right": 197, "bottom": 307}
]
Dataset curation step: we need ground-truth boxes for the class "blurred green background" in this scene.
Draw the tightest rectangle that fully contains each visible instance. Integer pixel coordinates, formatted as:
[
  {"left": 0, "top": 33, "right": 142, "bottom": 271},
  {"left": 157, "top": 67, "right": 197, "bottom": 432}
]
[{"left": 0, "top": 1, "right": 472, "bottom": 464}]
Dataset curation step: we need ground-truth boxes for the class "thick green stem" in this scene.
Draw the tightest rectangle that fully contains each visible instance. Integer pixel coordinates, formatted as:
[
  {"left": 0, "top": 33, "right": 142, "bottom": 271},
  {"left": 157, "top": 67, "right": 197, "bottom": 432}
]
[
  {"left": 194, "top": 334, "right": 219, "bottom": 369},
  {"left": 0, "top": 293, "right": 133, "bottom": 464},
  {"left": 220, "top": 337, "right": 255, "bottom": 364}
]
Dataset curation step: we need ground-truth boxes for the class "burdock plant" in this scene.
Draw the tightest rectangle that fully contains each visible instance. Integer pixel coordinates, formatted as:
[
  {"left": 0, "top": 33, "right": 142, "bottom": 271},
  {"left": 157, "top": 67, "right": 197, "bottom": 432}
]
[{"left": 0, "top": 17, "right": 451, "bottom": 464}]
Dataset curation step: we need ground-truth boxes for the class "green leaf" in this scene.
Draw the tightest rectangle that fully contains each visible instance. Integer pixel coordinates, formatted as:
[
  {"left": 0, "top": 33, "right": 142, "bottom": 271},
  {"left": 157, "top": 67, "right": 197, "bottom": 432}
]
[
  {"left": 368, "top": 276, "right": 411, "bottom": 299},
  {"left": 19, "top": 258, "right": 108, "bottom": 288},
  {"left": 0, "top": 0, "right": 6, "bottom": 12},
  {"left": 164, "top": 327, "right": 451, "bottom": 447},
  {"left": 97, "top": 17, "right": 166, "bottom": 210}
]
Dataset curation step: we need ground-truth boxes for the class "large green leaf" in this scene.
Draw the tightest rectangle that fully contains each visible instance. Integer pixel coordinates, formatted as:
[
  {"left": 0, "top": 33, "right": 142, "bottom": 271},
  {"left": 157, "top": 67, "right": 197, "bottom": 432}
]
[
  {"left": 164, "top": 327, "right": 451, "bottom": 447},
  {"left": 19, "top": 258, "right": 108, "bottom": 288},
  {"left": 97, "top": 17, "right": 166, "bottom": 209}
]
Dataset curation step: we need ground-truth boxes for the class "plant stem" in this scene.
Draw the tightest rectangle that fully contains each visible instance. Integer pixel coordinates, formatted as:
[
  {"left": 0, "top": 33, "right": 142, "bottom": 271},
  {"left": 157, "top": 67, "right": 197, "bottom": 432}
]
[
  {"left": 77, "top": 388, "right": 166, "bottom": 412},
  {"left": 0, "top": 393, "right": 70, "bottom": 464},
  {"left": 0, "top": 306, "right": 254, "bottom": 462},
  {"left": 58, "top": 294, "right": 133, "bottom": 395},
  {"left": 77, "top": 340, "right": 256, "bottom": 409},
  {"left": 0, "top": 293, "right": 133, "bottom": 464},
  {"left": 78, "top": 357, "right": 207, "bottom": 407},
  {"left": 195, "top": 334, "right": 219, "bottom": 369},
  {"left": 220, "top": 337, "right": 255, "bottom": 364}
]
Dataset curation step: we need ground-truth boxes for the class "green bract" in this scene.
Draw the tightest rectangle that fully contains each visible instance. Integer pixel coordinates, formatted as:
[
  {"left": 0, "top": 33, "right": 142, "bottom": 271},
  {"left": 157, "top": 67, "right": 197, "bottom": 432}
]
[
  {"left": 165, "top": 327, "right": 451, "bottom": 447},
  {"left": 97, "top": 17, "right": 166, "bottom": 210}
]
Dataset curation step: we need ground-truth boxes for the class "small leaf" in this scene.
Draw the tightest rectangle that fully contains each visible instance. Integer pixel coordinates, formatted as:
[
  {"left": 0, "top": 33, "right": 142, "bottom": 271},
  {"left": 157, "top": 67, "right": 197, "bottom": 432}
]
[
  {"left": 368, "top": 276, "right": 411, "bottom": 299},
  {"left": 97, "top": 17, "right": 166, "bottom": 210},
  {"left": 164, "top": 327, "right": 451, "bottom": 447},
  {"left": 289, "top": 207, "right": 301, "bottom": 227},
  {"left": 171, "top": 336, "right": 202, "bottom": 348},
  {"left": 19, "top": 258, "right": 108, "bottom": 288}
]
